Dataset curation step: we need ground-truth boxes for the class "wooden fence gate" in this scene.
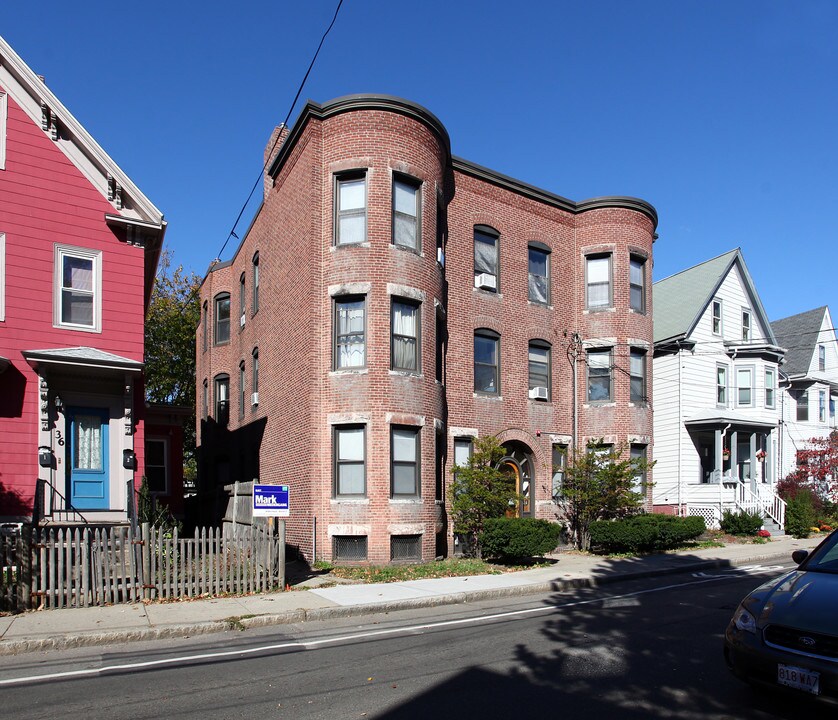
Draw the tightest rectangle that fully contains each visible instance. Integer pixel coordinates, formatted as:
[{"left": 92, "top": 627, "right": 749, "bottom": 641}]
[{"left": 0, "top": 522, "right": 286, "bottom": 611}]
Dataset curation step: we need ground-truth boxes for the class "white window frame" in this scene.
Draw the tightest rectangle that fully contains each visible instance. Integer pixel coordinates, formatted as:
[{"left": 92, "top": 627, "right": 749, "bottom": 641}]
[
  {"left": 629, "top": 255, "right": 646, "bottom": 313},
  {"left": 0, "top": 232, "right": 5, "bottom": 322},
  {"left": 335, "top": 172, "right": 367, "bottom": 246},
  {"left": 629, "top": 348, "right": 646, "bottom": 403},
  {"left": 712, "top": 299, "right": 723, "bottom": 335},
  {"left": 819, "top": 389, "right": 827, "bottom": 423},
  {"left": 0, "top": 91, "right": 7, "bottom": 171},
  {"left": 742, "top": 309, "right": 752, "bottom": 341},
  {"left": 585, "top": 254, "right": 612, "bottom": 309},
  {"left": 716, "top": 364, "right": 728, "bottom": 407},
  {"left": 54, "top": 244, "right": 102, "bottom": 332},
  {"left": 392, "top": 174, "right": 421, "bottom": 252},
  {"left": 145, "top": 437, "right": 169, "bottom": 495},
  {"left": 736, "top": 366, "right": 754, "bottom": 407},
  {"left": 819, "top": 344, "right": 826, "bottom": 372},
  {"left": 334, "top": 424, "right": 366, "bottom": 497},
  {"left": 764, "top": 367, "right": 776, "bottom": 409},
  {"left": 391, "top": 424, "right": 421, "bottom": 497}
]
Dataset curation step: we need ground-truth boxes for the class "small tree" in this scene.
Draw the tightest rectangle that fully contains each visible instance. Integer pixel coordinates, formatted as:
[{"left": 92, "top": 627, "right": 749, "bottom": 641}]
[
  {"left": 777, "top": 431, "right": 838, "bottom": 504},
  {"left": 451, "top": 435, "right": 519, "bottom": 558},
  {"left": 559, "top": 442, "right": 649, "bottom": 551},
  {"left": 144, "top": 248, "right": 203, "bottom": 465}
]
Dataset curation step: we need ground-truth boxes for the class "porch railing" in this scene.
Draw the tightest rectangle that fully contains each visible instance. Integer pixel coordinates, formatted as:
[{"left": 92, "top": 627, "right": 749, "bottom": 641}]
[{"left": 704, "top": 471, "right": 785, "bottom": 530}]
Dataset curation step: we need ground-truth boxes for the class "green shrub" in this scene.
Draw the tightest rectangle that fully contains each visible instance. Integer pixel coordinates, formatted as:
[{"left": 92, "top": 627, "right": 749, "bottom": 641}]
[
  {"left": 719, "top": 510, "right": 764, "bottom": 536},
  {"left": 786, "top": 489, "right": 818, "bottom": 538},
  {"left": 479, "top": 517, "right": 562, "bottom": 561},
  {"left": 589, "top": 514, "right": 705, "bottom": 553}
]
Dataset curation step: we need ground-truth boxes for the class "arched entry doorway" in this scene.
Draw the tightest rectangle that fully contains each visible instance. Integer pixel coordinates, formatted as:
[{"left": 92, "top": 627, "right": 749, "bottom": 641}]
[{"left": 498, "top": 441, "right": 534, "bottom": 517}]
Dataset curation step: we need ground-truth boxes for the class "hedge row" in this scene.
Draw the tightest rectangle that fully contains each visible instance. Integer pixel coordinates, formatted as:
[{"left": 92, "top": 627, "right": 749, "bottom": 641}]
[
  {"left": 589, "top": 514, "right": 706, "bottom": 553},
  {"left": 480, "top": 517, "right": 563, "bottom": 560}
]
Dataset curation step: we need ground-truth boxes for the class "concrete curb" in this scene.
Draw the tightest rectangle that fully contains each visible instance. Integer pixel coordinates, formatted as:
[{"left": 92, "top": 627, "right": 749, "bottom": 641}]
[{"left": 0, "top": 550, "right": 794, "bottom": 656}]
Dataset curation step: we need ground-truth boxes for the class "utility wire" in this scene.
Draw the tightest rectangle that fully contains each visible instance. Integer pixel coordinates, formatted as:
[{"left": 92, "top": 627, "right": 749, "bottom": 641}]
[{"left": 215, "top": 0, "right": 345, "bottom": 262}]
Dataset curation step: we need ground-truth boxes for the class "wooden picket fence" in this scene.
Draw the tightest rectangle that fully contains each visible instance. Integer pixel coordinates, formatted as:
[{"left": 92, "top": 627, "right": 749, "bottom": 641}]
[{"left": 0, "top": 522, "right": 285, "bottom": 611}]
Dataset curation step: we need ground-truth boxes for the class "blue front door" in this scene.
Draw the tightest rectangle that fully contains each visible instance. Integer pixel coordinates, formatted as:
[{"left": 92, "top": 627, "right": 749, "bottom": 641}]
[{"left": 68, "top": 408, "right": 110, "bottom": 510}]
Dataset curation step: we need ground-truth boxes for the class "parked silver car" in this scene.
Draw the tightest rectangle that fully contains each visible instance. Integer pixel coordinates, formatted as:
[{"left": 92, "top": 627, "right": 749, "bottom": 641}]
[{"left": 724, "top": 529, "right": 838, "bottom": 703}]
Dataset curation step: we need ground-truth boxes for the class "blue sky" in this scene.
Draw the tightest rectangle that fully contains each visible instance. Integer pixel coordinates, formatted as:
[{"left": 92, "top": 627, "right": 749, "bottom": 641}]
[{"left": 4, "top": 1, "right": 836, "bottom": 322}]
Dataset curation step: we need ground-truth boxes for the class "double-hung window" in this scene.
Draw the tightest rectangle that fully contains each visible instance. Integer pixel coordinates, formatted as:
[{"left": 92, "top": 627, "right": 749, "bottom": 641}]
[
  {"left": 239, "top": 362, "right": 246, "bottom": 417},
  {"left": 528, "top": 244, "right": 549, "bottom": 304},
  {"left": 335, "top": 173, "right": 366, "bottom": 245},
  {"left": 252, "top": 347, "right": 259, "bottom": 401},
  {"left": 587, "top": 348, "right": 612, "bottom": 401},
  {"left": 214, "top": 293, "right": 231, "bottom": 344},
  {"left": 742, "top": 309, "right": 752, "bottom": 341},
  {"left": 819, "top": 390, "right": 827, "bottom": 423},
  {"left": 765, "top": 368, "right": 776, "bottom": 409},
  {"left": 551, "top": 444, "right": 567, "bottom": 499},
  {"left": 391, "top": 298, "right": 420, "bottom": 372},
  {"left": 334, "top": 296, "right": 366, "bottom": 369},
  {"left": 453, "top": 437, "right": 473, "bottom": 496},
  {"left": 391, "top": 425, "right": 420, "bottom": 497},
  {"left": 586, "top": 254, "right": 611, "bottom": 309},
  {"left": 474, "top": 226, "right": 499, "bottom": 292},
  {"left": 55, "top": 245, "right": 101, "bottom": 331},
  {"left": 214, "top": 374, "right": 230, "bottom": 426},
  {"left": 630, "top": 349, "right": 646, "bottom": 403},
  {"left": 145, "top": 438, "right": 168, "bottom": 494},
  {"left": 630, "top": 445, "right": 647, "bottom": 493},
  {"left": 239, "top": 273, "right": 246, "bottom": 327},
  {"left": 629, "top": 255, "right": 646, "bottom": 313},
  {"left": 712, "top": 299, "right": 723, "bottom": 335},
  {"left": 202, "top": 301, "right": 208, "bottom": 352},
  {"left": 716, "top": 365, "right": 728, "bottom": 406},
  {"left": 736, "top": 367, "right": 753, "bottom": 406},
  {"left": 334, "top": 425, "right": 365, "bottom": 496},
  {"left": 528, "top": 341, "right": 550, "bottom": 400},
  {"left": 797, "top": 390, "right": 809, "bottom": 421},
  {"left": 819, "top": 344, "right": 826, "bottom": 372},
  {"left": 393, "top": 175, "right": 421, "bottom": 251},
  {"left": 252, "top": 252, "right": 260, "bottom": 314},
  {"left": 474, "top": 330, "right": 500, "bottom": 394}
]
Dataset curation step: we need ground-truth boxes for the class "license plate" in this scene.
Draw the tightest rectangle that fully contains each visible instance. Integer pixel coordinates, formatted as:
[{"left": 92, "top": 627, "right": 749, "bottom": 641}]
[{"left": 777, "top": 664, "right": 820, "bottom": 695}]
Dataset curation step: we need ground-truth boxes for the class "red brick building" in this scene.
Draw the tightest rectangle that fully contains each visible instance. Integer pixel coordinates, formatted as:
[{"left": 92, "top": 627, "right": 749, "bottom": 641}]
[
  {"left": 0, "top": 36, "right": 171, "bottom": 525},
  {"left": 196, "top": 95, "right": 656, "bottom": 563}
]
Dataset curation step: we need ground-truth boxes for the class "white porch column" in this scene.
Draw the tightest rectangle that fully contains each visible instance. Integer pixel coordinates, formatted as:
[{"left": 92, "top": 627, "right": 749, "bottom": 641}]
[{"left": 714, "top": 428, "right": 724, "bottom": 481}]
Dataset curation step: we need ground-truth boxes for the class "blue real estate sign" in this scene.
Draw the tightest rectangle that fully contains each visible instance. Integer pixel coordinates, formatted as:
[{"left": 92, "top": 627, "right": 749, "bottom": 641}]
[{"left": 252, "top": 484, "right": 290, "bottom": 517}]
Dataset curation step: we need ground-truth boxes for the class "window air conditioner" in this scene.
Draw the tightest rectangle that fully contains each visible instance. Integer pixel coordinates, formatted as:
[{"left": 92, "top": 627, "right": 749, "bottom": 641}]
[
  {"left": 474, "top": 272, "right": 497, "bottom": 291},
  {"left": 251, "top": 392, "right": 259, "bottom": 406},
  {"left": 529, "top": 386, "right": 549, "bottom": 400},
  {"left": 240, "top": 314, "right": 246, "bottom": 327}
]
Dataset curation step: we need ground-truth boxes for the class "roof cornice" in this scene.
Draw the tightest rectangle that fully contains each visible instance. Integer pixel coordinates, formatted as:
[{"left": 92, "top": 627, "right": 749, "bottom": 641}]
[
  {"left": 268, "top": 94, "right": 452, "bottom": 179},
  {"left": 453, "top": 157, "right": 658, "bottom": 228}
]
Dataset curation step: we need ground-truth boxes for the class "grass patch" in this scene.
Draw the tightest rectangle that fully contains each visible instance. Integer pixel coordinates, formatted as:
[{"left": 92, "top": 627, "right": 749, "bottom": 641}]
[{"left": 327, "top": 557, "right": 544, "bottom": 583}]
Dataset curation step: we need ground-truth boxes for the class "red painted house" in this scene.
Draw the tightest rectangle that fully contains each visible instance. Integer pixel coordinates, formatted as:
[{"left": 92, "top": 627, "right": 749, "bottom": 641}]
[{"left": 0, "top": 36, "right": 167, "bottom": 526}]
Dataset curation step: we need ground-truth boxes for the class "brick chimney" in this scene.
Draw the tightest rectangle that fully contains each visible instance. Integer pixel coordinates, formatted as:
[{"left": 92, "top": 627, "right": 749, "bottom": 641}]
[{"left": 264, "top": 124, "right": 289, "bottom": 199}]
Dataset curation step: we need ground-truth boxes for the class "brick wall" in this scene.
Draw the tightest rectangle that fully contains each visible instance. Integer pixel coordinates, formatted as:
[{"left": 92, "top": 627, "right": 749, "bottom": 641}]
[{"left": 197, "top": 96, "right": 656, "bottom": 563}]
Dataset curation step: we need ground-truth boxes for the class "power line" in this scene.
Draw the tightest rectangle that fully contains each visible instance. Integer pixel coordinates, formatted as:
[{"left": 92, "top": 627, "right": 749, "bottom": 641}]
[{"left": 215, "top": 0, "right": 345, "bottom": 262}]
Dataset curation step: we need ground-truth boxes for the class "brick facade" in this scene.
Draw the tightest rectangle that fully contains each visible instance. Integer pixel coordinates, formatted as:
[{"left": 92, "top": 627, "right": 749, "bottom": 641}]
[{"left": 196, "top": 95, "right": 657, "bottom": 563}]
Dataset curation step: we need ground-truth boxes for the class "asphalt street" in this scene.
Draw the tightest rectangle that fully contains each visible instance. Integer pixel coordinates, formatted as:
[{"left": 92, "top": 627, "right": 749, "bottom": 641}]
[{"left": 1, "top": 565, "right": 833, "bottom": 720}]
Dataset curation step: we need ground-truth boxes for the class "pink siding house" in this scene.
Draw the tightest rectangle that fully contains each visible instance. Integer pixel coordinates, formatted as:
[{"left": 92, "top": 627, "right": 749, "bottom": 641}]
[{"left": 0, "top": 36, "right": 167, "bottom": 525}]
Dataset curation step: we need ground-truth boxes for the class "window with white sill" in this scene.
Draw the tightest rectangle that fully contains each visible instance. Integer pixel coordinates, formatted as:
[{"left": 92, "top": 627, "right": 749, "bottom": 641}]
[{"left": 54, "top": 245, "right": 102, "bottom": 332}]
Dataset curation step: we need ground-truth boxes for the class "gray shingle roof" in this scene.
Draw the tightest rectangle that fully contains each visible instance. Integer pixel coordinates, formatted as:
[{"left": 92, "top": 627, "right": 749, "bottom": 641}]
[
  {"left": 653, "top": 249, "right": 740, "bottom": 343},
  {"left": 770, "top": 306, "right": 827, "bottom": 376},
  {"left": 22, "top": 347, "right": 142, "bottom": 369}
]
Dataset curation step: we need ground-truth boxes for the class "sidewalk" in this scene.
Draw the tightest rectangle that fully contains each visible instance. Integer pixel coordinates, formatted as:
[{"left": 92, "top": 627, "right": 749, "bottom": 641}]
[{"left": 0, "top": 535, "right": 822, "bottom": 656}]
